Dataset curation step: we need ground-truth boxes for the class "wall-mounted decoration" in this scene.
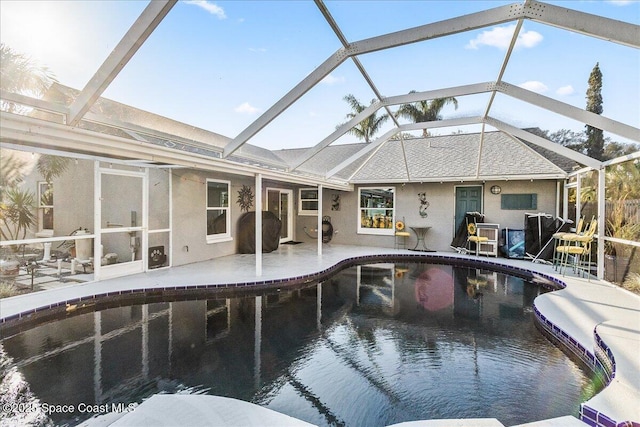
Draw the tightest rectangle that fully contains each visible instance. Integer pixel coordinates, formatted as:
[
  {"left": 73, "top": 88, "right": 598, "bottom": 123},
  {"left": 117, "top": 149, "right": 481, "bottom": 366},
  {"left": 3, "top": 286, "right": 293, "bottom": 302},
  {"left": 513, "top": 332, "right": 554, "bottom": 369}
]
[
  {"left": 418, "top": 192, "right": 430, "bottom": 218},
  {"left": 236, "top": 185, "right": 254, "bottom": 212},
  {"left": 331, "top": 194, "right": 340, "bottom": 211},
  {"left": 490, "top": 185, "right": 502, "bottom": 195}
]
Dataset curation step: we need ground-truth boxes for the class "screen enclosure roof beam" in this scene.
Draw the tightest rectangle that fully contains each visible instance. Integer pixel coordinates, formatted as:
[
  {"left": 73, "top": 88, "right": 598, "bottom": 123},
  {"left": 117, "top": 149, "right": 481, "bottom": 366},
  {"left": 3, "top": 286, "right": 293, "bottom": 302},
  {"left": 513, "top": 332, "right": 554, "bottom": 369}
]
[
  {"left": 290, "top": 83, "right": 492, "bottom": 171},
  {"left": 0, "top": 112, "right": 352, "bottom": 191},
  {"left": 495, "top": 82, "right": 640, "bottom": 143},
  {"left": 525, "top": 0, "right": 639, "bottom": 48},
  {"left": 223, "top": 3, "right": 525, "bottom": 159},
  {"left": 296, "top": 77, "right": 639, "bottom": 174},
  {"left": 314, "top": 0, "right": 401, "bottom": 130},
  {"left": 67, "top": 0, "right": 177, "bottom": 127},
  {"left": 486, "top": 117, "right": 602, "bottom": 170}
]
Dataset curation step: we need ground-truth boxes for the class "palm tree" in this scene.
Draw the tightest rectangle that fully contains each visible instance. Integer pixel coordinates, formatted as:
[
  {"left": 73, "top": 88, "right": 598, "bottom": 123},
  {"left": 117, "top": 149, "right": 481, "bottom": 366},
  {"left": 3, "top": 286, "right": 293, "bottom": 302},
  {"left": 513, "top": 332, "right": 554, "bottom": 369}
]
[
  {"left": 395, "top": 91, "right": 458, "bottom": 137},
  {"left": 0, "top": 43, "right": 57, "bottom": 112},
  {"left": 0, "top": 187, "right": 36, "bottom": 241},
  {"left": 341, "top": 94, "right": 389, "bottom": 143},
  {"left": 37, "top": 155, "right": 70, "bottom": 184}
]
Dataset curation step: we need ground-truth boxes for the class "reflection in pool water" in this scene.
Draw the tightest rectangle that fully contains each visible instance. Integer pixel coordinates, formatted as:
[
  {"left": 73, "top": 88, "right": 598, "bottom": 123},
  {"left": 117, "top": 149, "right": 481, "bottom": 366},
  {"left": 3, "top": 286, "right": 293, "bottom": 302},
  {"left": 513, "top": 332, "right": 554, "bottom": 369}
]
[{"left": 0, "top": 263, "right": 601, "bottom": 426}]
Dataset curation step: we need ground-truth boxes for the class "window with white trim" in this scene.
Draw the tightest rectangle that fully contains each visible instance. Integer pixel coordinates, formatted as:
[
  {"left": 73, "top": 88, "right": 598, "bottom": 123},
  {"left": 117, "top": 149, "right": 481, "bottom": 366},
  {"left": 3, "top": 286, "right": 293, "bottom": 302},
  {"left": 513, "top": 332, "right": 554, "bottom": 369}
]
[
  {"left": 206, "top": 179, "right": 231, "bottom": 243},
  {"left": 38, "top": 182, "right": 54, "bottom": 233},
  {"left": 298, "top": 188, "right": 318, "bottom": 216},
  {"left": 358, "top": 187, "right": 395, "bottom": 235}
]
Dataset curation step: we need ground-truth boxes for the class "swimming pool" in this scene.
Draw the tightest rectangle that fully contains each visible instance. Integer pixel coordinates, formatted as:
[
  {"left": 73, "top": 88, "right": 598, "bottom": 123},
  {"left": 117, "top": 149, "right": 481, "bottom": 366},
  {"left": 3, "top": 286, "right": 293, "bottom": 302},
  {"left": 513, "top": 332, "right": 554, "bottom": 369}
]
[{"left": 0, "top": 262, "right": 601, "bottom": 426}]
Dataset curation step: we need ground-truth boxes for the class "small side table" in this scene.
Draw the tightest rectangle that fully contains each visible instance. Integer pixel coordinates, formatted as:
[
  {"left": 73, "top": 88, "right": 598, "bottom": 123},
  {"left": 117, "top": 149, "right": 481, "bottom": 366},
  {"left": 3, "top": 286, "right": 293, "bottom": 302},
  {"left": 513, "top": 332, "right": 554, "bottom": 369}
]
[{"left": 410, "top": 226, "right": 432, "bottom": 251}]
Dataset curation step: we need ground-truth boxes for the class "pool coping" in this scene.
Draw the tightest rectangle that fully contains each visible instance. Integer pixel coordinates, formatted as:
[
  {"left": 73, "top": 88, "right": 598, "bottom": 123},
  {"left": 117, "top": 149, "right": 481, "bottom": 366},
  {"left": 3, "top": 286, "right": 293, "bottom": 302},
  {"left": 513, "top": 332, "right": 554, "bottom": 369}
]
[{"left": 1, "top": 247, "right": 639, "bottom": 426}]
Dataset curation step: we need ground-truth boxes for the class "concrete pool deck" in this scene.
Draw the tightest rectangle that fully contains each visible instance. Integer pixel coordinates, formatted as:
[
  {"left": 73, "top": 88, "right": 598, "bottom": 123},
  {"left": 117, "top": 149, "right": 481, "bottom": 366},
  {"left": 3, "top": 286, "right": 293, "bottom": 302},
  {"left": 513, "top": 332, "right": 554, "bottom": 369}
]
[{"left": 1, "top": 244, "right": 639, "bottom": 426}]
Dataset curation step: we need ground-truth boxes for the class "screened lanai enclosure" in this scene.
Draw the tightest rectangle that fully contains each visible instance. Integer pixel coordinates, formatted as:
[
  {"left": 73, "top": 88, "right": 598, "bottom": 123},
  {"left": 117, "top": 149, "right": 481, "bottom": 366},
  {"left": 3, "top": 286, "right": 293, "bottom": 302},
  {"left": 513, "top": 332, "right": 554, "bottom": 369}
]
[{"left": 0, "top": 0, "right": 639, "bottom": 285}]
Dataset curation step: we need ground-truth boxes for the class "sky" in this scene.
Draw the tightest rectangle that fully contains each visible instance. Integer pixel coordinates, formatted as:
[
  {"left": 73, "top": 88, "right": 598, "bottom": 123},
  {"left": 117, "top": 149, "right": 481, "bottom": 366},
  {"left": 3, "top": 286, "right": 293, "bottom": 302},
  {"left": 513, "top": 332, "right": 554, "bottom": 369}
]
[{"left": 1, "top": 0, "right": 639, "bottom": 150}]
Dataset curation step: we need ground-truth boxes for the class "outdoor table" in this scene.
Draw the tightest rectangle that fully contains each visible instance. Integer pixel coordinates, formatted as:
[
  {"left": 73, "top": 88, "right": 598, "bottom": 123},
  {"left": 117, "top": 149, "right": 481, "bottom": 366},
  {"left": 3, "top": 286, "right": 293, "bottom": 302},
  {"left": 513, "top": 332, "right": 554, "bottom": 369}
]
[{"left": 410, "top": 226, "right": 432, "bottom": 251}]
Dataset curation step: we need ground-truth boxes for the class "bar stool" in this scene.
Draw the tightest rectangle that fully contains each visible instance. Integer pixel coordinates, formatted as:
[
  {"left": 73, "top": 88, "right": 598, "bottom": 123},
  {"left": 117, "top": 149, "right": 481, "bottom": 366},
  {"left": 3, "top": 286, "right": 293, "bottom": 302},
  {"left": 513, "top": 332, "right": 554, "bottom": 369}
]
[{"left": 556, "top": 218, "right": 597, "bottom": 279}]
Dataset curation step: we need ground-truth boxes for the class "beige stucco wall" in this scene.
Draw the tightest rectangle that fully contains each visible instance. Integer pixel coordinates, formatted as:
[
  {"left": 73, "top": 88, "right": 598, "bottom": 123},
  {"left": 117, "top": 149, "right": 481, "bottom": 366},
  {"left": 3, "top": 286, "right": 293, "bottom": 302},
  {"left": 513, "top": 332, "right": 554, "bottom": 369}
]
[
  {"left": 171, "top": 173, "right": 303, "bottom": 266},
  {"left": 172, "top": 170, "right": 247, "bottom": 266},
  {"left": 3, "top": 146, "right": 559, "bottom": 269},
  {"left": 297, "top": 180, "right": 559, "bottom": 252}
]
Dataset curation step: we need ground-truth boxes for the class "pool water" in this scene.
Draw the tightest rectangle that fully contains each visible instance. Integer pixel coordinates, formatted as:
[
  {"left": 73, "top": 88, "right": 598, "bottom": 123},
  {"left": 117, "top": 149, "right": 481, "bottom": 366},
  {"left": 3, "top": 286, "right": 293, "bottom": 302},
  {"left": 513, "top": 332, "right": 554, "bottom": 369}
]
[{"left": 0, "top": 263, "right": 601, "bottom": 426}]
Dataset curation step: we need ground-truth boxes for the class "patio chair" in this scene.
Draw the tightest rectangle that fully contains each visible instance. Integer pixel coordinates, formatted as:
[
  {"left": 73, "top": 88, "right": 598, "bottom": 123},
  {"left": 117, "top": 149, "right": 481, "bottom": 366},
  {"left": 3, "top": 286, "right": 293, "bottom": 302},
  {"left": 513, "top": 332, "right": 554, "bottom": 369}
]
[
  {"left": 466, "top": 219, "right": 489, "bottom": 256},
  {"left": 395, "top": 218, "right": 411, "bottom": 249},
  {"left": 556, "top": 217, "right": 598, "bottom": 280}
]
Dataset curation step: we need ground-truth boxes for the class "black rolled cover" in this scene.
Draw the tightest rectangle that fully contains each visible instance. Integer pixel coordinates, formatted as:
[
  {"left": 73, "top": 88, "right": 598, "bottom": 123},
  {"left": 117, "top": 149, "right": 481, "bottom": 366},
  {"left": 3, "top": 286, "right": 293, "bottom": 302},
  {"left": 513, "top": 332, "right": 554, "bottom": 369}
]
[{"left": 237, "top": 211, "right": 282, "bottom": 254}]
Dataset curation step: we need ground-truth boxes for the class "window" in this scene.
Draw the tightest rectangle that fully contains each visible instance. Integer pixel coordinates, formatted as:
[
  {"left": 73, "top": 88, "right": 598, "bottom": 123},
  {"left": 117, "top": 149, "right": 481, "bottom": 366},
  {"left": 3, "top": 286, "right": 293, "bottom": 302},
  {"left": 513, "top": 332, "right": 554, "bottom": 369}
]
[
  {"left": 358, "top": 187, "right": 395, "bottom": 235},
  {"left": 299, "top": 188, "right": 318, "bottom": 216},
  {"left": 206, "top": 180, "right": 231, "bottom": 243},
  {"left": 38, "top": 182, "right": 54, "bottom": 233},
  {"left": 501, "top": 193, "right": 537, "bottom": 210}
]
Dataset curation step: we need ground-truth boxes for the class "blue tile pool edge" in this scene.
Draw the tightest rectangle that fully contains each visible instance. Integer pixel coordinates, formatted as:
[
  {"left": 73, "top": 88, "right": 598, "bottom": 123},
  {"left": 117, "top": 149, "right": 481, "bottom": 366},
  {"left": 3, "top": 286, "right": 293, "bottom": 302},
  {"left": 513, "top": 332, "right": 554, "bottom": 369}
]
[
  {"left": 0, "top": 252, "right": 634, "bottom": 427},
  {"left": 1, "top": 253, "right": 558, "bottom": 327},
  {"left": 532, "top": 296, "right": 636, "bottom": 427}
]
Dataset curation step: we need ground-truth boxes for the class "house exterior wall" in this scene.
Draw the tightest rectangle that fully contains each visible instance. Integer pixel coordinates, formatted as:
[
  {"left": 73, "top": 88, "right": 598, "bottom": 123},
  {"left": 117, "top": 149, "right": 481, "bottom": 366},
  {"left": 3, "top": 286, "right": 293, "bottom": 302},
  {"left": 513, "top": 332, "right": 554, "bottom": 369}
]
[
  {"left": 54, "top": 160, "right": 94, "bottom": 237},
  {"left": 294, "top": 180, "right": 558, "bottom": 251},
  {"left": 172, "top": 170, "right": 247, "bottom": 266},
  {"left": 2, "top": 145, "right": 559, "bottom": 274},
  {"left": 171, "top": 174, "right": 309, "bottom": 266},
  {"left": 481, "top": 180, "right": 558, "bottom": 229}
]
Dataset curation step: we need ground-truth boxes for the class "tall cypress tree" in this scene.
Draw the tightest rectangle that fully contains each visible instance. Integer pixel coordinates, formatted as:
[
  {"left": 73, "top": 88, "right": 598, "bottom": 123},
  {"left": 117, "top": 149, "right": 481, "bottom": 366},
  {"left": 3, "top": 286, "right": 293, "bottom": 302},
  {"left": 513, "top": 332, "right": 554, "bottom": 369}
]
[{"left": 585, "top": 62, "right": 604, "bottom": 161}]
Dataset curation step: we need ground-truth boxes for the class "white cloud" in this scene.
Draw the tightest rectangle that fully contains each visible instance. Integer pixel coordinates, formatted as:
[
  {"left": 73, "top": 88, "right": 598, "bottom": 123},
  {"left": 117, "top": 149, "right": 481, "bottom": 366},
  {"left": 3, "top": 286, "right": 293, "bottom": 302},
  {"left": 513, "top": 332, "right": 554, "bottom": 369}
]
[
  {"left": 517, "top": 29, "right": 543, "bottom": 49},
  {"left": 556, "top": 85, "right": 575, "bottom": 96},
  {"left": 518, "top": 81, "right": 548, "bottom": 93},
  {"left": 248, "top": 47, "right": 267, "bottom": 53},
  {"left": 320, "top": 74, "right": 345, "bottom": 85},
  {"left": 607, "top": 0, "right": 632, "bottom": 5},
  {"left": 234, "top": 102, "right": 259, "bottom": 114},
  {"left": 184, "top": 1, "right": 226, "bottom": 19},
  {"left": 465, "top": 24, "right": 542, "bottom": 50}
]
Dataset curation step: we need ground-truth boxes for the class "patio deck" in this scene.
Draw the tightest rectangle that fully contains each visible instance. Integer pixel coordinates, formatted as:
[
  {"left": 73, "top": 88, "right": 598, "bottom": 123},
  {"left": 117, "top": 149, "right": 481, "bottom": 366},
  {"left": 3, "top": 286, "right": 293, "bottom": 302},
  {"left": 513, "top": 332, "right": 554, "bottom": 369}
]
[{"left": 1, "top": 244, "right": 639, "bottom": 426}]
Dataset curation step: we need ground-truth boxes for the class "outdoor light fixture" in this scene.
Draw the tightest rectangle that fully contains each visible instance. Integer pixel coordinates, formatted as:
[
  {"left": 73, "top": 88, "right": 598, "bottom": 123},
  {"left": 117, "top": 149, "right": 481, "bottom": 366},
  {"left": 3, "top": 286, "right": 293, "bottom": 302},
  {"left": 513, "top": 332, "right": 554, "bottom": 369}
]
[{"left": 490, "top": 185, "right": 502, "bottom": 195}]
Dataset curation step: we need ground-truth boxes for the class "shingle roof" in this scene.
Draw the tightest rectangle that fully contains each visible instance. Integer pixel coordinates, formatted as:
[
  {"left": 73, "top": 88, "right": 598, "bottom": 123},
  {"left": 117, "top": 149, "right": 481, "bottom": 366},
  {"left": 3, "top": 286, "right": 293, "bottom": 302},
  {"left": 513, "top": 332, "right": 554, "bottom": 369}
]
[
  {"left": 277, "top": 131, "right": 570, "bottom": 183},
  {"left": 274, "top": 144, "right": 369, "bottom": 180}
]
